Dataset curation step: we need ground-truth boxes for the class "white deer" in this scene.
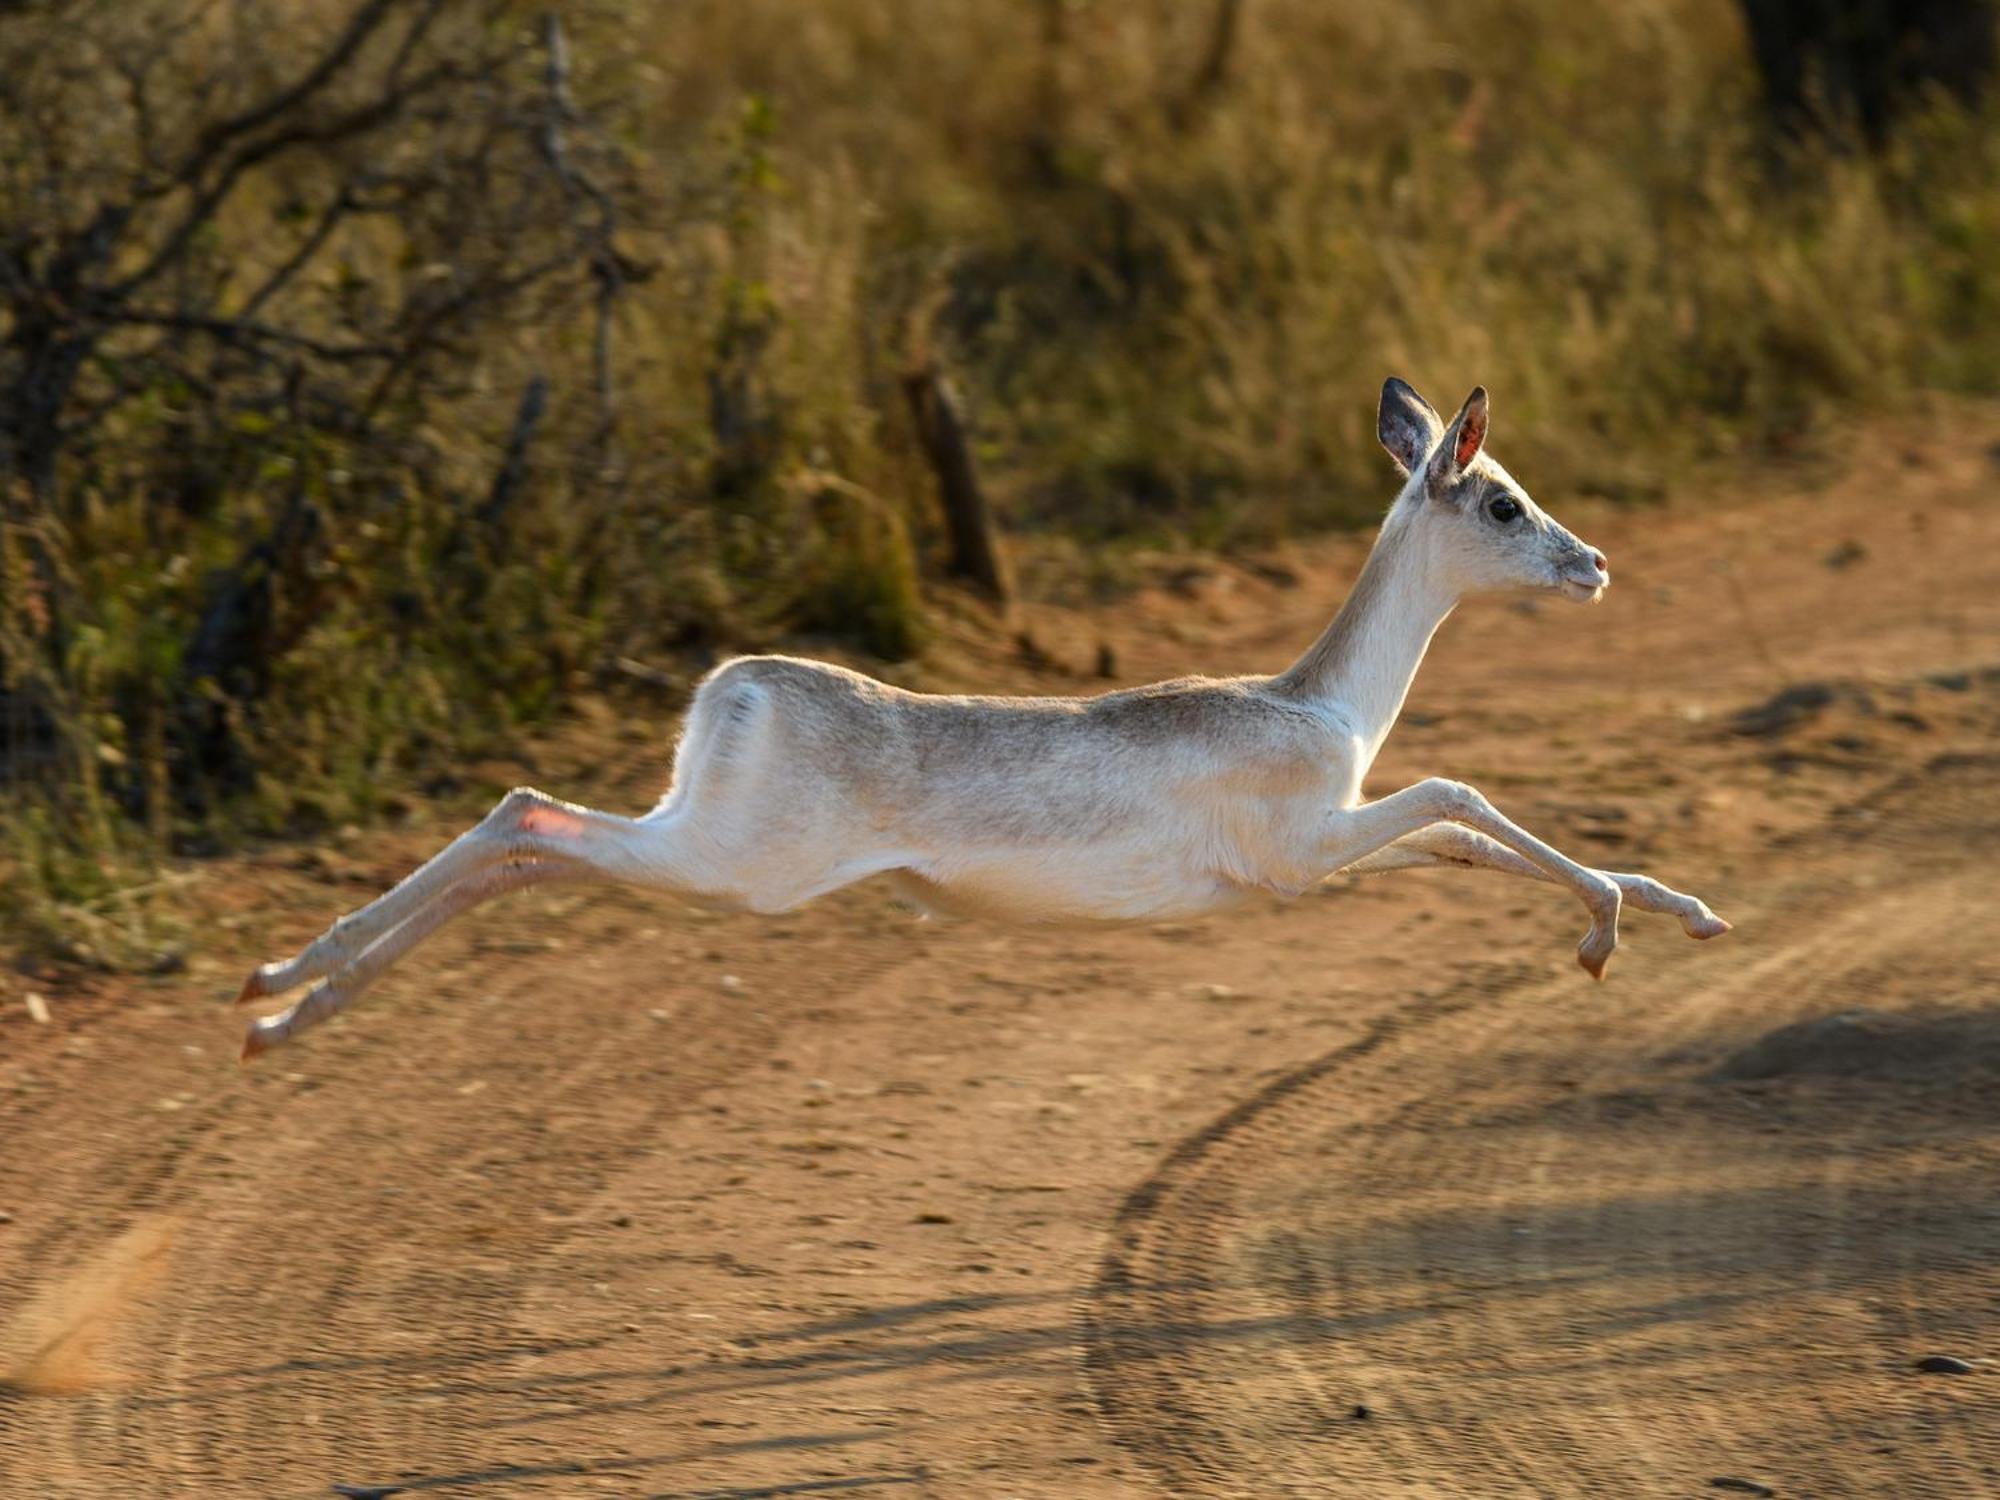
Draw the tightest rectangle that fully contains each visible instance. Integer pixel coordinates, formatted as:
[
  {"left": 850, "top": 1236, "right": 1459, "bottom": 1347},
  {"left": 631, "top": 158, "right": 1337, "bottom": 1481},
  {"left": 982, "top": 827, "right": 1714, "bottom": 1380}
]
[{"left": 238, "top": 379, "right": 1729, "bottom": 1059}]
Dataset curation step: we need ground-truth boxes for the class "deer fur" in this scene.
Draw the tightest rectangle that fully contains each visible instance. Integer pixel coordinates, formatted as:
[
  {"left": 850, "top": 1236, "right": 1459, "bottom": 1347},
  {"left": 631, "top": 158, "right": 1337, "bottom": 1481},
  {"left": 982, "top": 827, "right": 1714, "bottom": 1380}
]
[{"left": 237, "top": 379, "right": 1729, "bottom": 1059}]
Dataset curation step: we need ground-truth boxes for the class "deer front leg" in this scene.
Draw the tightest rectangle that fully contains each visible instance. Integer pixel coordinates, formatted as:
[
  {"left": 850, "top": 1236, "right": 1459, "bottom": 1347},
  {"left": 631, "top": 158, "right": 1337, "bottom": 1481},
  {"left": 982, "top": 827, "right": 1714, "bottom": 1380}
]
[
  {"left": 1339, "top": 825, "right": 1731, "bottom": 940},
  {"left": 1320, "top": 779, "right": 1626, "bottom": 978}
]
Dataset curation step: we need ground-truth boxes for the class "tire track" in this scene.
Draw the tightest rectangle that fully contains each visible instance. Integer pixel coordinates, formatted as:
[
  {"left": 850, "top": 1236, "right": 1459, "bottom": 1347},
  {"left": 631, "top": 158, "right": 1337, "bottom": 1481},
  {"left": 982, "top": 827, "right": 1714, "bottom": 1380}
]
[
  {"left": 1079, "top": 756, "right": 2000, "bottom": 1497},
  {"left": 1077, "top": 975, "right": 1500, "bottom": 1496}
]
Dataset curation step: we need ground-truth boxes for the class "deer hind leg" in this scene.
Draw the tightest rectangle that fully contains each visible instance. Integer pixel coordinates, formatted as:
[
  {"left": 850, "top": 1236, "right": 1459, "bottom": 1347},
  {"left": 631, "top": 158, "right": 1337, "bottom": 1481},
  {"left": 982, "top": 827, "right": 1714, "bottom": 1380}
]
[
  {"left": 240, "top": 859, "right": 582, "bottom": 1060},
  {"left": 236, "top": 785, "right": 882, "bottom": 1059},
  {"left": 239, "top": 786, "right": 653, "bottom": 1008},
  {"left": 236, "top": 671, "right": 889, "bottom": 1056}
]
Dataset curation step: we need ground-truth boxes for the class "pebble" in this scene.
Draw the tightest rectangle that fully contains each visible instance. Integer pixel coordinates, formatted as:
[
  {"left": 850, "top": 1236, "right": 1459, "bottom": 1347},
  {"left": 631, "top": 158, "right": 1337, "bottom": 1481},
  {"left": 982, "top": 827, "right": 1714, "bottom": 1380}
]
[
  {"left": 23, "top": 993, "right": 49, "bottom": 1024},
  {"left": 1914, "top": 1354, "right": 1976, "bottom": 1375},
  {"left": 1709, "top": 1480, "right": 1773, "bottom": 1497}
]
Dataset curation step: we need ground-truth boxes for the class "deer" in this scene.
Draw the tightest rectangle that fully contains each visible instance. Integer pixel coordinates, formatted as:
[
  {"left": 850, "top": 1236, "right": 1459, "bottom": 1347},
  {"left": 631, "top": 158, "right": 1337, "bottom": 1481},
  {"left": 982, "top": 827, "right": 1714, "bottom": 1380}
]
[{"left": 236, "top": 379, "right": 1730, "bottom": 1060}]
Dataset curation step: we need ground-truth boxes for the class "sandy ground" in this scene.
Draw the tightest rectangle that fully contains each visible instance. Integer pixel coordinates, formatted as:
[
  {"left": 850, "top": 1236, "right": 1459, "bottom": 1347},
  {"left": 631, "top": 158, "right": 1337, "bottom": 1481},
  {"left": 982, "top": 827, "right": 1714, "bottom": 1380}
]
[{"left": 2, "top": 415, "right": 1998, "bottom": 1498}]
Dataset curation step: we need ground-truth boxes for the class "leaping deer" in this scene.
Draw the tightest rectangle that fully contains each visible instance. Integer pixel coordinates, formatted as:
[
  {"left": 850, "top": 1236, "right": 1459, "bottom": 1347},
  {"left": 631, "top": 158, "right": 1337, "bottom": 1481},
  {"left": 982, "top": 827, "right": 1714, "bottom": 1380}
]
[{"left": 237, "top": 379, "right": 1729, "bottom": 1059}]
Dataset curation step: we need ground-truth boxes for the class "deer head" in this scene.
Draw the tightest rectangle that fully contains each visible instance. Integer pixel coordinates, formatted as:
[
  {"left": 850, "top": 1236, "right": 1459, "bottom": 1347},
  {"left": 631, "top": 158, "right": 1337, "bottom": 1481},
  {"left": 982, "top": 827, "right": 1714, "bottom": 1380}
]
[{"left": 1377, "top": 378, "right": 1608, "bottom": 604}]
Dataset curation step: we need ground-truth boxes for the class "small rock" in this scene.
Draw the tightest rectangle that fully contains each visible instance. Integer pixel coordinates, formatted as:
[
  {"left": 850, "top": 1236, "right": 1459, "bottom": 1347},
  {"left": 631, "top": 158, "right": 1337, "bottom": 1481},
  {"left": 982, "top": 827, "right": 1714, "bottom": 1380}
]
[
  {"left": 331, "top": 1486, "right": 406, "bottom": 1499},
  {"left": 1014, "top": 629, "right": 1062, "bottom": 670},
  {"left": 1729, "top": 681, "right": 1838, "bottom": 737},
  {"left": 1709, "top": 1480, "right": 1773, "bottom": 1497},
  {"left": 1245, "top": 558, "right": 1302, "bottom": 589},
  {"left": 0, "top": 1211, "right": 14, "bottom": 1224},
  {"left": 1823, "top": 539, "right": 1867, "bottom": 570},
  {"left": 1914, "top": 1354, "right": 1976, "bottom": 1375},
  {"left": 913, "top": 1211, "right": 953, "bottom": 1225},
  {"left": 610, "top": 1214, "right": 632, "bottom": 1228},
  {"left": 23, "top": 993, "right": 49, "bottom": 1025},
  {"left": 1351, "top": 1404, "right": 1371, "bottom": 1421}
]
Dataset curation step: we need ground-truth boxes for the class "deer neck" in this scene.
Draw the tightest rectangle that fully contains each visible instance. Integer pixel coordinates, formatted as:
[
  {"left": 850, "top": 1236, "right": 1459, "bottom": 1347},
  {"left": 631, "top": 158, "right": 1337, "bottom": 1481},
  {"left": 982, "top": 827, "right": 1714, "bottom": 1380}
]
[{"left": 1275, "top": 511, "right": 1458, "bottom": 757}]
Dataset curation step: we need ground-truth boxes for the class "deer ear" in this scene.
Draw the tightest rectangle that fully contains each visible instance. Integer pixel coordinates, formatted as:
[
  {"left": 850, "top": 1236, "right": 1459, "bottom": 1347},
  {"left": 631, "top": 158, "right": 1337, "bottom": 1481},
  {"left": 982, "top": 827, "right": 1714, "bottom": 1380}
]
[
  {"left": 1377, "top": 377, "right": 1443, "bottom": 477},
  {"left": 1426, "top": 386, "right": 1489, "bottom": 494}
]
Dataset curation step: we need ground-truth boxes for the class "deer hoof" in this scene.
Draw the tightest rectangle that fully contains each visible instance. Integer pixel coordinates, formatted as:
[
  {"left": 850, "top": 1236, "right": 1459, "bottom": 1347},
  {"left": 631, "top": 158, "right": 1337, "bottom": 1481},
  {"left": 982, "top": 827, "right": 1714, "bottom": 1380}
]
[
  {"left": 1686, "top": 907, "right": 1732, "bottom": 941},
  {"left": 239, "top": 1016, "right": 284, "bottom": 1063}
]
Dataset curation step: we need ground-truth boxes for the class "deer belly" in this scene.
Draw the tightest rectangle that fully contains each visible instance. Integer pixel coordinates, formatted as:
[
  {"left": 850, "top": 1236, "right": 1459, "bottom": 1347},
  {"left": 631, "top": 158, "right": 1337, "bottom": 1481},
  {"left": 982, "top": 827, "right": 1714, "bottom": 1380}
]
[{"left": 896, "top": 844, "right": 1248, "bottom": 923}]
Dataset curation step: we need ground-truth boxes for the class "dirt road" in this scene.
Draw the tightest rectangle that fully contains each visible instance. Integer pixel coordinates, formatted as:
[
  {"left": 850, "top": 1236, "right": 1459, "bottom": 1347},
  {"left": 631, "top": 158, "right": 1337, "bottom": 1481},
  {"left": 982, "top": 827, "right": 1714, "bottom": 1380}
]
[{"left": 3, "top": 418, "right": 1998, "bottom": 1497}]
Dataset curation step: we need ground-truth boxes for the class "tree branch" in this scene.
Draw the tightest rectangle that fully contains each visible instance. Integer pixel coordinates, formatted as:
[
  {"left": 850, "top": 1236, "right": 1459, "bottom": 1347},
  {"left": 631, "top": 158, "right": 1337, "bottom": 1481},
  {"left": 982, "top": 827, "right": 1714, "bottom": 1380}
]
[
  {"left": 115, "top": 58, "right": 466, "bottom": 299},
  {"left": 236, "top": 185, "right": 358, "bottom": 323},
  {"left": 182, "top": 0, "right": 403, "bottom": 171},
  {"left": 113, "top": 309, "right": 398, "bottom": 362},
  {"left": 475, "top": 371, "right": 549, "bottom": 530}
]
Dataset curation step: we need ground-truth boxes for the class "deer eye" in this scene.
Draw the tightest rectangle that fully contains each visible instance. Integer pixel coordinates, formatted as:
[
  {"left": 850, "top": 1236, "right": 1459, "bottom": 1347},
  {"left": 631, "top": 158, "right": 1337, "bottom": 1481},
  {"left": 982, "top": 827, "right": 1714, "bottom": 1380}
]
[{"left": 1487, "top": 494, "right": 1522, "bottom": 523}]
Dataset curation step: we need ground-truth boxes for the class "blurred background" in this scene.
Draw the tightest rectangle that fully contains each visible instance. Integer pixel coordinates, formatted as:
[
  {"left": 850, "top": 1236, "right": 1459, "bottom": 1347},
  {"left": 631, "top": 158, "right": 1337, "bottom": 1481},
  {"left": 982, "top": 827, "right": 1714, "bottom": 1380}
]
[{"left": 3, "top": 0, "right": 1998, "bottom": 960}]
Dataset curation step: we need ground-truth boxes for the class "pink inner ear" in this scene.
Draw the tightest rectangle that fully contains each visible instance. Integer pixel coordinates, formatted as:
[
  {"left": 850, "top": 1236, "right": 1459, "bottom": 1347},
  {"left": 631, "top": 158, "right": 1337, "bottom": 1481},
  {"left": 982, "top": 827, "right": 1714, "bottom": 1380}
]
[{"left": 1454, "top": 411, "right": 1486, "bottom": 470}]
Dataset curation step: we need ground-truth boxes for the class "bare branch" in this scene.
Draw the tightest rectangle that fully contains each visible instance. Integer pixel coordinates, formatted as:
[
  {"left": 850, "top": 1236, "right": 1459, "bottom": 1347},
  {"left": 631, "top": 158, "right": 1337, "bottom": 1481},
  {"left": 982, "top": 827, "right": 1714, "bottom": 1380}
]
[
  {"left": 104, "top": 43, "right": 167, "bottom": 191},
  {"left": 358, "top": 246, "right": 580, "bottom": 419},
  {"left": 115, "top": 58, "right": 467, "bottom": 299},
  {"left": 182, "top": 0, "right": 403, "bottom": 171},
  {"left": 1171, "top": 0, "right": 1246, "bottom": 132},
  {"left": 475, "top": 371, "right": 549, "bottom": 530},
  {"left": 537, "top": 13, "right": 623, "bottom": 456},
  {"left": 384, "top": 0, "right": 450, "bottom": 88},
  {"left": 236, "top": 185, "right": 357, "bottom": 323},
  {"left": 113, "top": 308, "right": 398, "bottom": 362}
]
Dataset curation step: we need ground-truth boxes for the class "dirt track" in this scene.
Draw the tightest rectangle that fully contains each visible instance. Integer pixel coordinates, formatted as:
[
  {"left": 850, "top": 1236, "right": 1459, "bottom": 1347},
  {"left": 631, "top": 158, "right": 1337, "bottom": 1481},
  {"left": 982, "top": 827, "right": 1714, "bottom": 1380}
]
[{"left": 3, "top": 419, "right": 1999, "bottom": 1498}]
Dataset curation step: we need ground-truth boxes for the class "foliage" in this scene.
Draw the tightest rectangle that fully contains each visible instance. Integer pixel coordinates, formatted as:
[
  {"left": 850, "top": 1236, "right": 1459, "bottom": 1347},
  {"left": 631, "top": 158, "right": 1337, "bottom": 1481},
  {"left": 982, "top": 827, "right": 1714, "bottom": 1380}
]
[{"left": 4, "top": 0, "right": 2000, "bottom": 959}]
